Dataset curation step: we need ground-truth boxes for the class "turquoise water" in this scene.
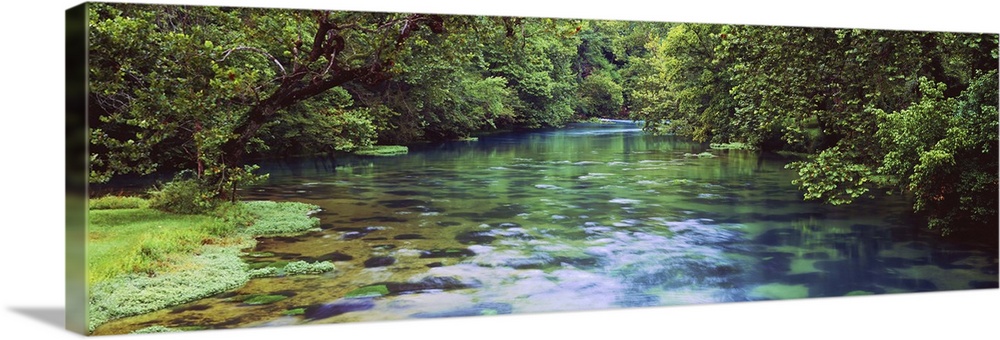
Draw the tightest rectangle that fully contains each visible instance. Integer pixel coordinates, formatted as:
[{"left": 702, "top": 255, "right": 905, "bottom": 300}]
[{"left": 97, "top": 122, "right": 998, "bottom": 332}]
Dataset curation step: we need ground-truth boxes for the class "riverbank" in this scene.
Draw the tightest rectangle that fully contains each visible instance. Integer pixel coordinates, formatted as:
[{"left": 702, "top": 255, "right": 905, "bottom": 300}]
[{"left": 86, "top": 197, "right": 335, "bottom": 333}]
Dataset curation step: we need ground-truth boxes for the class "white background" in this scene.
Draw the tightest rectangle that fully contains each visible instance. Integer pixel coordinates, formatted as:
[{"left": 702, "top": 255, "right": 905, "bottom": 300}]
[{"left": 1, "top": 0, "right": 997, "bottom": 339}]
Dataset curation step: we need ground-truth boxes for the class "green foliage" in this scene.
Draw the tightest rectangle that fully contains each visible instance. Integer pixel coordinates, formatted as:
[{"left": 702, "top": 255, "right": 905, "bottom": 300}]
[
  {"left": 578, "top": 73, "right": 624, "bottom": 118},
  {"left": 87, "top": 4, "right": 259, "bottom": 184},
  {"left": 628, "top": 23, "right": 735, "bottom": 143},
  {"left": 88, "top": 195, "right": 149, "bottom": 210},
  {"left": 215, "top": 164, "right": 269, "bottom": 203},
  {"left": 86, "top": 2, "right": 997, "bottom": 235},
  {"left": 622, "top": 20, "right": 997, "bottom": 234},
  {"left": 482, "top": 18, "right": 582, "bottom": 128},
  {"left": 147, "top": 176, "right": 216, "bottom": 214},
  {"left": 786, "top": 146, "right": 875, "bottom": 205},
  {"left": 876, "top": 71, "right": 999, "bottom": 234},
  {"left": 261, "top": 87, "right": 378, "bottom": 155}
]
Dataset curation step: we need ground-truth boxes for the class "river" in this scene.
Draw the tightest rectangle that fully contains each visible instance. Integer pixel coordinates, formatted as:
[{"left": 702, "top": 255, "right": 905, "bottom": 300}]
[{"left": 94, "top": 122, "right": 998, "bottom": 333}]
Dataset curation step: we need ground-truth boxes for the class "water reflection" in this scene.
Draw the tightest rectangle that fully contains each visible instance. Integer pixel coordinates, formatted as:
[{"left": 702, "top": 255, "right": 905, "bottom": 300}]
[{"left": 94, "top": 122, "right": 998, "bottom": 334}]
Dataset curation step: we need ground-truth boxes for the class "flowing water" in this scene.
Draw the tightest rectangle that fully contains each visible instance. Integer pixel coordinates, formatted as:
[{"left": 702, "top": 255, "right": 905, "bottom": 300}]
[{"left": 94, "top": 122, "right": 998, "bottom": 333}]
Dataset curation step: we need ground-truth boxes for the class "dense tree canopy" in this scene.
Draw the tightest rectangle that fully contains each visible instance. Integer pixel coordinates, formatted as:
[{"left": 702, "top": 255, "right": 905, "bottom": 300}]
[{"left": 88, "top": 3, "right": 998, "bottom": 235}]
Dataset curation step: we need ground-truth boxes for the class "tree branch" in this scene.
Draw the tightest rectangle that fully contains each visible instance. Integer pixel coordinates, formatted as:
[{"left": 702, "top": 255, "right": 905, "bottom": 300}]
[{"left": 219, "top": 46, "right": 287, "bottom": 76}]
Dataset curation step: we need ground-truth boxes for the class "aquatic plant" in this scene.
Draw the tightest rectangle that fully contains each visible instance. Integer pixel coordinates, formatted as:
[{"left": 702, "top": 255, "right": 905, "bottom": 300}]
[
  {"left": 344, "top": 285, "right": 390, "bottom": 298},
  {"left": 282, "top": 308, "right": 306, "bottom": 316},
  {"left": 240, "top": 201, "right": 321, "bottom": 236},
  {"left": 354, "top": 145, "right": 409, "bottom": 156},
  {"left": 709, "top": 142, "right": 751, "bottom": 150},
  {"left": 131, "top": 325, "right": 179, "bottom": 334},
  {"left": 242, "top": 294, "right": 289, "bottom": 305},
  {"left": 283, "top": 261, "right": 336, "bottom": 275},
  {"left": 247, "top": 261, "right": 334, "bottom": 278},
  {"left": 682, "top": 152, "right": 717, "bottom": 158},
  {"left": 248, "top": 267, "right": 280, "bottom": 278},
  {"left": 87, "top": 245, "right": 251, "bottom": 332}
]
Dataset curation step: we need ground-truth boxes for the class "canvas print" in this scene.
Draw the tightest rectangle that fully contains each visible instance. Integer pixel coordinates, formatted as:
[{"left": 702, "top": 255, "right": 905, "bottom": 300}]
[{"left": 69, "top": 1, "right": 999, "bottom": 336}]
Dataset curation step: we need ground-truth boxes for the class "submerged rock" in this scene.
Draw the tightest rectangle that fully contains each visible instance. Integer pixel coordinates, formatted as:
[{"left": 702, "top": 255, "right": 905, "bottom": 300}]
[
  {"left": 410, "top": 302, "right": 513, "bottom": 318},
  {"left": 754, "top": 228, "right": 804, "bottom": 247},
  {"left": 494, "top": 222, "right": 522, "bottom": 229},
  {"left": 312, "top": 251, "right": 354, "bottom": 262},
  {"left": 617, "top": 293, "right": 660, "bottom": 307},
  {"left": 304, "top": 298, "right": 376, "bottom": 320},
  {"left": 350, "top": 216, "right": 408, "bottom": 223},
  {"left": 232, "top": 294, "right": 290, "bottom": 305},
  {"left": 364, "top": 256, "right": 396, "bottom": 268},
  {"left": 378, "top": 199, "right": 429, "bottom": 209},
  {"left": 343, "top": 277, "right": 477, "bottom": 301},
  {"left": 386, "top": 276, "right": 478, "bottom": 294},
  {"left": 969, "top": 281, "right": 999, "bottom": 289},
  {"left": 420, "top": 248, "right": 476, "bottom": 258},
  {"left": 341, "top": 232, "right": 367, "bottom": 240},
  {"left": 455, "top": 231, "right": 497, "bottom": 245}
]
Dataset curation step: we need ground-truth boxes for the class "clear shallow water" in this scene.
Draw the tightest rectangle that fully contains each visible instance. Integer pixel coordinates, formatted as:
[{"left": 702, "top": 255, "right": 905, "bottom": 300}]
[{"left": 95, "top": 123, "right": 998, "bottom": 333}]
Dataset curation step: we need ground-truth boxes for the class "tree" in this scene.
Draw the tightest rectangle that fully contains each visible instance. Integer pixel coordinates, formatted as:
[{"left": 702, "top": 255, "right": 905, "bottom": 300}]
[
  {"left": 875, "top": 71, "right": 998, "bottom": 235},
  {"left": 89, "top": 4, "right": 455, "bottom": 195},
  {"left": 482, "top": 18, "right": 582, "bottom": 128},
  {"left": 629, "top": 23, "right": 735, "bottom": 143}
]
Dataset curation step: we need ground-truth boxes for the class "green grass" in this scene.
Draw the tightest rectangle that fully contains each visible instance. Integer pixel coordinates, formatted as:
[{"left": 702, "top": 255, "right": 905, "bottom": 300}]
[
  {"left": 354, "top": 145, "right": 409, "bottom": 156},
  {"left": 89, "top": 195, "right": 150, "bottom": 210},
  {"left": 88, "top": 245, "right": 252, "bottom": 332},
  {"left": 87, "top": 208, "right": 226, "bottom": 285},
  {"left": 86, "top": 199, "right": 326, "bottom": 333}
]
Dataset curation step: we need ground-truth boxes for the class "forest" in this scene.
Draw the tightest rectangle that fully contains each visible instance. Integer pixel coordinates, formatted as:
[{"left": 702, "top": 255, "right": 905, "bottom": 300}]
[{"left": 88, "top": 3, "right": 998, "bottom": 236}]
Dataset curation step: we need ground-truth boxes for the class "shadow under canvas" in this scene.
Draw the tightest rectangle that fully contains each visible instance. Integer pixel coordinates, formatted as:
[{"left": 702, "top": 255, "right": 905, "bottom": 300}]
[{"left": 10, "top": 307, "right": 67, "bottom": 330}]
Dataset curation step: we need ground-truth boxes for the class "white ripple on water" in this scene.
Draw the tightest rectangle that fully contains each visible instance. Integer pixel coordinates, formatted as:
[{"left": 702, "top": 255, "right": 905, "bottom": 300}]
[
  {"left": 609, "top": 198, "right": 641, "bottom": 205},
  {"left": 426, "top": 263, "right": 625, "bottom": 314},
  {"left": 578, "top": 172, "right": 615, "bottom": 180}
]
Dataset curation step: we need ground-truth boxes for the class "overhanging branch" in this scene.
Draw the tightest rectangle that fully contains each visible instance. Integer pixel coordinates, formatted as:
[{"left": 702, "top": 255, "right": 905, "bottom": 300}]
[{"left": 219, "top": 46, "right": 288, "bottom": 76}]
